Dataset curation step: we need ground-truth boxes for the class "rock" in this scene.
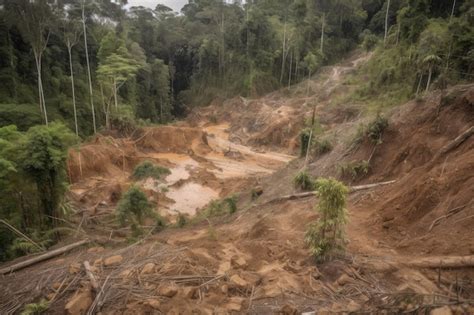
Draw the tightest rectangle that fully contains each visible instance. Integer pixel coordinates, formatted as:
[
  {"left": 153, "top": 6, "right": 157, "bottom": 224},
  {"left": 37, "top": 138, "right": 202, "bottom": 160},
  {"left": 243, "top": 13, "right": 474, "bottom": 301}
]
[
  {"left": 140, "top": 263, "right": 155, "bottom": 275},
  {"left": 430, "top": 306, "right": 453, "bottom": 315},
  {"left": 104, "top": 255, "right": 123, "bottom": 266},
  {"left": 65, "top": 286, "right": 93, "bottom": 315},
  {"left": 52, "top": 282, "right": 62, "bottom": 290},
  {"left": 230, "top": 255, "right": 247, "bottom": 268},
  {"left": 157, "top": 285, "right": 178, "bottom": 298},
  {"left": 69, "top": 263, "right": 81, "bottom": 274},
  {"left": 87, "top": 246, "right": 105, "bottom": 253},
  {"left": 145, "top": 299, "right": 161, "bottom": 310},
  {"left": 230, "top": 274, "right": 248, "bottom": 288},
  {"left": 301, "top": 312, "right": 316, "bottom": 315},
  {"left": 253, "top": 186, "right": 264, "bottom": 196},
  {"left": 181, "top": 286, "right": 198, "bottom": 299},
  {"left": 280, "top": 304, "right": 298, "bottom": 315},
  {"left": 221, "top": 284, "right": 229, "bottom": 295},
  {"left": 347, "top": 301, "right": 361, "bottom": 312},
  {"left": 225, "top": 297, "right": 245, "bottom": 312},
  {"left": 336, "top": 273, "right": 354, "bottom": 286}
]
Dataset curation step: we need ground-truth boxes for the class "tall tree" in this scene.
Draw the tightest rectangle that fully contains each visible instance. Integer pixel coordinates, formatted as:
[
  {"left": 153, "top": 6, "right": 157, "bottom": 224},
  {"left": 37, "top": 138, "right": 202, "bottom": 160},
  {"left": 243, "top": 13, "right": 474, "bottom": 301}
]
[{"left": 82, "top": 0, "right": 97, "bottom": 133}]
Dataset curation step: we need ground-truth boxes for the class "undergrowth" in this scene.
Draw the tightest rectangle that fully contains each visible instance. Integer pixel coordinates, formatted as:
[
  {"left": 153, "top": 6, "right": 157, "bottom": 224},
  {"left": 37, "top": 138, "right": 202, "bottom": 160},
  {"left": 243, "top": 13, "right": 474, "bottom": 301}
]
[
  {"left": 339, "top": 160, "right": 370, "bottom": 180},
  {"left": 132, "top": 161, "right": 170, "bottom": 181},
  {"left": 294, "top": 170, "right": 318, "bottom": 191}
]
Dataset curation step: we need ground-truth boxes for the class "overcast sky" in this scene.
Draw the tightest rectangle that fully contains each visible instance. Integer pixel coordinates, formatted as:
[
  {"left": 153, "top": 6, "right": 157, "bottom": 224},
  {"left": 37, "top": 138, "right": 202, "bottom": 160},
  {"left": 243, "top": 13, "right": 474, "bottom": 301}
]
[{"left": 127, "top": 0, "right": 188, "bottom": 12}]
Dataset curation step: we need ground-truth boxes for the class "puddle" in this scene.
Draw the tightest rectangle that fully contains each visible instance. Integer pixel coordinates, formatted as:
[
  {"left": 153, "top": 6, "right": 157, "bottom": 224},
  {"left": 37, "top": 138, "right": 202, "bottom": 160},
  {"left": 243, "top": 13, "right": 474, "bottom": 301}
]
[{"left": 166, "top": 183, "right": 219, "bottom": 216}]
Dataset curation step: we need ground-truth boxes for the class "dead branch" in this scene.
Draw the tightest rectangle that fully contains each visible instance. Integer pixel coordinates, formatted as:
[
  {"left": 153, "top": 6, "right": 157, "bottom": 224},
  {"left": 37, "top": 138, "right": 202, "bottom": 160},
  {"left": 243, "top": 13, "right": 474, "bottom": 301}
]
[
  {"left": 408, "top": 255, "right": 474, "bottom": 269},
  {"left": 0, "top": 239, "right": 89, "bottom": 275},
  {"left": 428, "top": 204, "right": 469, "bottom": 232},
  {"left": 83, "top": 261, "right": 99, "bottom": 290}
]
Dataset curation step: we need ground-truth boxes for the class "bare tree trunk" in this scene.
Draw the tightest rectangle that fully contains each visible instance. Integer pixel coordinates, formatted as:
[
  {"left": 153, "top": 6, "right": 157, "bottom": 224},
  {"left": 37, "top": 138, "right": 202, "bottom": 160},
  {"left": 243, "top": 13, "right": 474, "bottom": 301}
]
[
  {"left": 416, "top": 73, "right": 423, "bottom": 96},
  {"left": 160, "top": 96, "right": 163, "bottom": 124},
  {"left": 67, "top": 43, "right": 79, "bottom": 136},
  {"left": 34, "top": 51, "right": 48, "bottom": 125},
  {"left": 426, "top": 66, "right": 433, "bottom": 92},
  {"left": 384, "top": 0, "right": 391, "bottom": 46},
  {"left": 288, "top": 50, "right": 293, "bottom": 89},
  {"left": 100, "top": 83, "right": 110, "bottom": 130},
  {"left": 320, "top": 13, "right": 325, "bottom": 54},
  {"left": 82, "top": 1, "right": 97, "bottom": 134},
  {"left": 280, "top": 18, "right": 287, "bottom": 84},
  {"left": 450, "top": 0, "right": 456, "bottom": 22},
  {"left": 396, "top": 22, "right": 401, "bottom": 46},
  {"left": 114, "top": 78, "right": 118, "bottom": 110}
]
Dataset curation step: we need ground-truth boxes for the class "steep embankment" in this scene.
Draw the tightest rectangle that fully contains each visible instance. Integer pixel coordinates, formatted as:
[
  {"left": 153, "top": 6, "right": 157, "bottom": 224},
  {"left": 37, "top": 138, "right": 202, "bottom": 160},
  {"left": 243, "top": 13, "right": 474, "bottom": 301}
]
[{"left": 0, "top": 53, "right": 473, "bottom": 314}]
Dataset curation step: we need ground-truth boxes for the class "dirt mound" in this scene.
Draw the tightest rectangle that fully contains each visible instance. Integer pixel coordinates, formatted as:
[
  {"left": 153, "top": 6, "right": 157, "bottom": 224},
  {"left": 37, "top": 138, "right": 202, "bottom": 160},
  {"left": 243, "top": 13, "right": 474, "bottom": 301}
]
[
  {"left": 135, "top": 126, "right": 211, "bottom": 155},
  {"left": 68, "top": 137, "right": 138, "bottom": 183}
]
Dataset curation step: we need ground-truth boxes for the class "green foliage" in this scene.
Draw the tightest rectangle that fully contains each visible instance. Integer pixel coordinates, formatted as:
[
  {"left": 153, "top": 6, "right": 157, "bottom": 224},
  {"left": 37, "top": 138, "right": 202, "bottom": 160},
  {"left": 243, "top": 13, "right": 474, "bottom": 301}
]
[
  {"left": 367, "top": 115, "right": 389, "bottom": 144},
  {"left": 294, "top": 170, "right": 317, "bottom": 191},
  {"left": 116, "top": 186, "right": 163, "bottom": 235},
  {"left": 132, "top": 161, "right": 170, "bottom": 181},
  {"left": 339, "top": 160, "right": 370, "bottom": 180},
  {"left": 361, "top": 31, "right": 379, "bottom": 51},
  {"left": 305, "top": 178, "right": 348, "bottom": 261},
  {"left": 20, "top": 299, "right": 49, "bottom": 315},
  {"left": 204, "top": 195, "right": 239, "bottom": 217},
  {"left": 176, "top": 213, "right": 187, "bottom": 228},
  {"left": 314, "top": 138, "right": 333, "bottom": 155},
  {"left": 300, "top": 129, "right": 312, "bottom": 157}
]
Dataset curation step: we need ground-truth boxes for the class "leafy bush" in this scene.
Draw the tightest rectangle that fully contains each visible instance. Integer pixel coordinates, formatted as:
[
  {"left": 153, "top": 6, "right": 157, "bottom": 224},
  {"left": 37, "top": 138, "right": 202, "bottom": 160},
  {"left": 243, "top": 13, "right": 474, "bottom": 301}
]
[
  {"left": 362, "top": 32, "right": 379, "bottom": 51},
  {"left": 132, "top": 161, "right": 170, "bottom": 180},
  {"left": 204, "top": 195, "right": 239, "bottom": 217},
  {"left": 339, "top": 160, "right": 370, "bottom": 180},
  {"left": 300, "top": 128, "right": 312, "bottom": 157},
  {"left": 315, "top": 138, "right": 333, "bottom": 155},
  {"left": 367, "top": 115, "right": 389, "bottom": 144},
  {"left": 305, "top": 178, "right": 348, "bottom": 261},
  {"left": 294, "top": 170, "right": 317, "bottom": 191},
  {"left": 176, "top": 213, "right": 187, "bottom": 228},
  {"left": 20, "top": 299, "right": 49, "bottom": 315},
  {"left": 116, "top": 186, "right": 164, "bottom": 235}
]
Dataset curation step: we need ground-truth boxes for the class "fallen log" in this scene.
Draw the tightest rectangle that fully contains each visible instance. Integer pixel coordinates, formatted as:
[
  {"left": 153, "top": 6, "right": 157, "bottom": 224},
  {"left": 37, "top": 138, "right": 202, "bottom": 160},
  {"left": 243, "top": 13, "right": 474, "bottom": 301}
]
[
  {"left": 0, "top": 239, "right": 89, "bottom": 275},
  {"left": 266, "top": 180, "right": 397, "bottom": 204},
  {"left": 408, "top": 255, "right": 474, "bottom": 269},
  {"left": 440, "top": 126, "right": 473, "bottom": 155}
]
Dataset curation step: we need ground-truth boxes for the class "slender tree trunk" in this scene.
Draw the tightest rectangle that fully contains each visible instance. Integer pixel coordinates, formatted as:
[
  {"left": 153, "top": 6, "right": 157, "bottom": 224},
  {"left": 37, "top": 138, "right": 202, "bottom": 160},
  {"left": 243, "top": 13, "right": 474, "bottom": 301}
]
[
  {"left": 426, "top": 66, "right": 433, "bottom": 92},
  {"left": 100, "top": 84, "right": 110, "bottom": 130},
  {"left": 34, "top": 51, "right": 48, "bottom": 125},
  {"left": 416, "top": 73, "right": 423, "bottom": 96},
  {"left": 320, "top": 13, "right": 325, "bottom": 54},
  {"left": 67, "top": 43, "right": 79, "bottom": 136},
  {"left": 280, "top": 18, "right": 287, "bottom": 84},
  {"left": 384, "top": 0, "right": 391, "bottom": 46},
  {"left": 396, "top": 22, "right": 401, "bottom": 46},
  {"left": 160, "top": 96, "right": 163, "bottom": 124},
  {"left": 82, "top": 1, "right": 96, "bottom": 134},
  {"left": 450, "top": 0, "right": 456, "bottom": 22},
  {"left": 288, "top": 50, "right": 293, "bottom": 89},
  {"left": 114, "top": 78, "right": 118, "bottom": 110}
]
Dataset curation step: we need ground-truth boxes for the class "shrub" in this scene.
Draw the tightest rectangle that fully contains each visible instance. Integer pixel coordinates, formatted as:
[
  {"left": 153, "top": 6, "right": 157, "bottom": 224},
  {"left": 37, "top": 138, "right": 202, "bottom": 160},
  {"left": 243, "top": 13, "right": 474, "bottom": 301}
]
[
  {"left": 315, "top": 138, "right": 333, "bottom": 155},
  {"left": 116, "top": 186, "right": 164, "bottom": 235},
  {"left": 367, "top": 115, "right": 389, "bottom": 144},
  {"left": 305, "top": 178, "right": 348, "bottom": 261},
  {"left": 224, "top": 195, "right": 238, "bottom": 214},
  {"left": 132, "top": 161, "right": 170, "bottom": 180},
  {"left": 339, "top": 160, "right": 370, "bottom": 180},
  {"left": 362, "top": 32, "right": 379, "bottom": 51},
  {"left": 20, "top": 299, "right": 49, "bottom": 315},
  {"left": 300, "top": 128, "right": 312, "bottom": 157},
  {"left": 294, "top": 170, "right": 317, "bottom": 191},
  {"left": 176, "top": 213, "right": 187, "bottom": 228}
]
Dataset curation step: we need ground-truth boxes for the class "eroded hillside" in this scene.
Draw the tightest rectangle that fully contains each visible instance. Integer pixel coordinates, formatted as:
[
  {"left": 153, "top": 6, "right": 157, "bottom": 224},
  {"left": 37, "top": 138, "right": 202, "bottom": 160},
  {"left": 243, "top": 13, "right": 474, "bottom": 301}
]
[{"left": 1, "top": 54, "right": 473, "bottom": 315}]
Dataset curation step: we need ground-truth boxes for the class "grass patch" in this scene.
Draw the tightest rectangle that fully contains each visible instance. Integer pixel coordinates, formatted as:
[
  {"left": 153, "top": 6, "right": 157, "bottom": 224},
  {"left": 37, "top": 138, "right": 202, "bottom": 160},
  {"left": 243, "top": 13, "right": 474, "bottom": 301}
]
[
  {"left": 339, "top": 160, "right": 370, "bottom": 180},
  {"left": 203, "top": 194, "right": 239, "bottom": 218},
  {"left": 314, "top": 138, "right": 333, "bottom": 155},
  {"left": 132, "top": 161, "right": 171, "bottom": 181}
]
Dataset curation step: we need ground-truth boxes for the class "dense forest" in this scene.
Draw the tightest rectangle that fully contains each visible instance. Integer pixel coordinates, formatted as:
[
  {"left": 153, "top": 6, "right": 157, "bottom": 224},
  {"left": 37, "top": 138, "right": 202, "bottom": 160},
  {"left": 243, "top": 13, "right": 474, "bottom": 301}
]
[{"left": 0, "top": 0, "right": 472, "bottom": 261}]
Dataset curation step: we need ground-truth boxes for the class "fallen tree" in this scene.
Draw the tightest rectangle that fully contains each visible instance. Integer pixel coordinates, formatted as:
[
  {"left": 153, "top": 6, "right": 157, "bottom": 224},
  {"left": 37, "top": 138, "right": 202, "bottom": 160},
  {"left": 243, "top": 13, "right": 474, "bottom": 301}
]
[
  {"left": 265, "top": 180, "right": 397, "bottom": 204},
  {"left": 0, "top": 239, "right": 89, "bottom": 275},
  {"left": 408, "top": 255, "right": 474, "bottom": 269}
]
